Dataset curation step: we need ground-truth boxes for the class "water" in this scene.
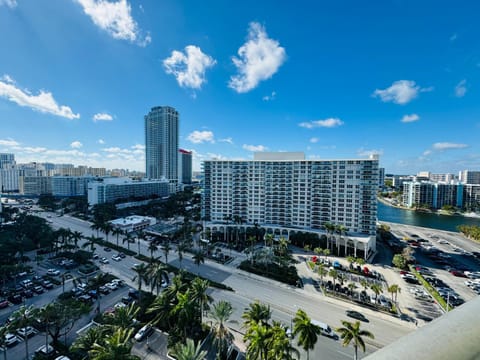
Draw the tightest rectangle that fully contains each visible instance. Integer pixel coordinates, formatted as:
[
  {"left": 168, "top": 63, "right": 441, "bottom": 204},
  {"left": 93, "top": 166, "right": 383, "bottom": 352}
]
[{"left": 377, "top": 200, "right": 480, "bottom": 232}]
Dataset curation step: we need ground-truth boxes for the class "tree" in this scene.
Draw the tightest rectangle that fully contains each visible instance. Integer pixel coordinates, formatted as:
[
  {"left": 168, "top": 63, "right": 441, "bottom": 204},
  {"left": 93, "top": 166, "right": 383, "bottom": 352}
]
[
  {"left": 336, "top": 320, "right": 374, "bottom": 360},
  {"left": 323, "top": 222, "right": 335, "bottom": 251},
  {"left": 347, "top": 256, "right": 356, "bottom": 269},
  {"left": 387, "top": 284, "right": 401, "bottom": 303},
  {"left": 0, "top": 326, "right": 9, "bottom": 360},
  {"left": 82, "top": 235, "right": 99, "bottom": 254},
  {"left": 264, "top": 233, "right": 274, "bottom": 248},
  {"left": 242, "top": 301, "right": 271, "bottom": 329},
  {"left": 370, "top": 284, "right": 383, "bottom": 303},
  {"left": 190, "top": 278, "right": 213, "bottom": 324},
  {"left": 392, "top": 254, "right": 407, "bottom": 269},
  {"left": 293, "top": 309, "right": 321, "bottom": 360},
  {"left": 329, "top": 268, "right": 338, "bottom": 289},
  {"left": 317, "top": 263, "right": 327, "bottom": 286},
  {"left": 112, "top": 228, "right": 124, "bottom": 248},
  {"left": 244, "top": 323, "right": 271, "bottom": 360},
  {"left": 89, "top": 327, "right": 137, "bottom": 360},
  {"left": 208, "top": 300, "right": 235, "bottom": 359},
  {"left": 247, "top": 236, "right": 257, "bottom": 265},
  {"left": 192, "top": 250, "right": 205, "bottom": 273},
  {"left": 177, "top": 241, "right": 188, "bottom": 269},
  {"left": 323, "top": 248, "right": 331, "bottom": 261},
  {"left": 103, "top": 303, "right": 140, "bottom": 330},
  {"left": 9, "top": 305, "right": 37, "bottom": 360},
  {"left": 163, "top": 241, "right": 172, "bottom": 264},
  {"left": 268, "top": 321, "right": 300, "bottom": 360},
  {"left": 132, "top": 263, "right": 150, "bottom": 303},
  {"left": 360, "top": 279, "right": 369, "bottom": 292},
  {"left": 148, "top": 261, "right": 169, "bottom": 295},
  {"left": 71, "top": 326, "right": 106, "bottom": 358},
  {"left": 171, "top": 339, "right": 207, "bottom": 360},
  {"left": 70, "top": 230, "right": 83, "bottom": 250},
  {"left": 148, "top": 242, "right": 158, "bottom": 262},
  {"left": 102, "top": 222, "right": 114, "bottom": 244}
]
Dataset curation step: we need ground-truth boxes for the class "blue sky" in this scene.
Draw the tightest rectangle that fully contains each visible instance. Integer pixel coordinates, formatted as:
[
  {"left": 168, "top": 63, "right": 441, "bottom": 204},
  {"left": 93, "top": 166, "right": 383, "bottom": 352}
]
[{"left": 0, "top": 0, "right": 479, "bottom": 174}]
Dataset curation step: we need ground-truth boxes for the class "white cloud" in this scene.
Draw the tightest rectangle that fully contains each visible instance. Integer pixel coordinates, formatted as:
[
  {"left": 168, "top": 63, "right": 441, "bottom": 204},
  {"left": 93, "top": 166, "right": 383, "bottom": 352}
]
[
  {"left": 299, "top": 118, "right": 344, "bottom": 129},
  {"left": 262, "top": 91, "right": 276, "bottom": 101},
  {"left": 310, "top": 137, "right": 319, "bottom": 143},
  {"left": 0, "top": 138, "right": 20, "bottom": 147},
  {"left": 187, "top": 130, "right": 215, "bottom": 144},
  {"left": 450, "top": 33, "right": 457, "bottom": 41},
  {"left": 401, "top": 114, "right": 420, "bottom": 123},
  {"left": 243, "top": 144, "right": 267, "bottom": 152},
  {"left": 163, "top": 45, "right": 216, "bottom": 89},
  {"left": 93, "top": 112, "right": 113, "bottom": 121},
  {"left": 373, "top": 80, "right": 432, "bottom": 105},
  {"left": 131, "top": 144, "right": 145, "bottom": 150},
  {"left": 432, "top": 142, "right": 468, "bottom": 151},
  {"left": 219, "top": 137, "right": 234, "bottom": 145},
  {"left": 357, "top": 148, "right": 383, "bottom": 157},
  {"left": 0, "top": 75, "right": 80, "bottom": 119},
  {"left": 229, "top": 22, "right": 286, "bottom": 93},
  {"left": 97, "top": 139, "right": 105, "bottom": 144},
  {"left": 70, "top": 141, "right": 83, "bottom": 149},
  {"left": 76, "top": 0, "right": 150, "bottom": 45},
  {"left": 454, "top": 79, "right": 467, "bottom": 97},
  {"left": 0, "top": 0, "right": 16, "bottom": 8},
  {"left": 423, "top": 150, "right": 432, "bottom": 156}
]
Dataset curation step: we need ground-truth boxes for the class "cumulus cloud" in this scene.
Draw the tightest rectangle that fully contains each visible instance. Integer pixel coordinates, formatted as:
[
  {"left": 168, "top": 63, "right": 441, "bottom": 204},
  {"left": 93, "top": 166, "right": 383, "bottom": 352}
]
[
  {"left": 373, "top": 80, "right": 432, "bottom": 105},
  {"left": 76, "top": 0, "right": 150, "bottom": 46},
  {"left": 93, "top": 112, "right": 113, "bottom": 121},
  {"left": 299, "top": 118, "right": 344, "bottom": 129},
  {"left": 163, "top": 45, "right": 216, "bottom": 89},
  {"left": 187, "top": 130, "right": 215, "bottom": 144},
  {"left": 262, "top": 91, "right": 276, "bottom": 101},
  {"left": 454, "top": 79, "right": 467, "bottom": 97},
  {"left": 0, "top": 138, "right": 20, "bottom": 147},
  {"left": 0, "top": 75, "right": 80, "bottom": 119},
  {"left": 0, "top": 0, "right": 16, "bottom": 8},
  {"left": 229, "top": 22, "right": 286, "bottom": 93},
  {"left": 219, "top": 137, "right": 234, "bottom": 145},
  {"left": 70, "top": 141, "right": 83, "bottom": 149},
  {"left": 97, "top": 139, "right": 105, "bottom": 144},
  {"left": 432, "top": 142, "right": 468, "bottom": 151},
  {"left": 243, "top": 144, "right": 267, "bottom": 152},
  {"left": 310, "top": 137, "right": 319, "bottom": 143},
  {"left": 401, "top": 114, "right": 420, "bottom": 123}
]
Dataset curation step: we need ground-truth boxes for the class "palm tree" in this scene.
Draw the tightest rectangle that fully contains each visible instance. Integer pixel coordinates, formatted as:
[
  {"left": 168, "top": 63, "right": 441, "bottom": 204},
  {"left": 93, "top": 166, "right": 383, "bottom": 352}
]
[
  {"left": 112, "top": 228, "right": 124, "bottom": 248},
  {"left": 247, "top": 235, "right": 257, "bottom": 264},
  {"left": 278, "top": 237, "right": 290, "bottom": 259},
  {"left": 192, "top": 250, "right": 205, "bottom": 274},
  {"left": 242, "top": 301, "right": 272, "bottom": 329},
  {"left": 264, "top": 233, "right": 274, "bottom": 248},
  {"left": 137, "top": 232, "right": 147, "bottom": 255},
  {"left": 317, "top": 263, "right": 327, "bottom": 286},
  {"left": 388, "top": 284, "right": 401, "bottom": 303},
  {"left": 123, "top": 232, "right": 133, "bottom": 251},
  {"left": 89, "top": 327, "right": 137, "bottom": 360},
  {"left": 336, "top": 320, "right": 374, "bottom": 360},
  {"left": 323, "top": 222, "right": 335, "bottom": 251},
  {"left": 148, "top": 261, "right": 169, "bottom": 295},
  {"left": 190, "top": 277, "right": 213, "bottom": 324},
  {"left": 346, "top": 256, "right": 356, "bottom": 270},
  {"left": 348, "top": 283, "right": 356, "bottom": 298},
  {"left": 82, "top": 235, "right": 99, "bottom": 254},
  {"left": 132, "top": 263, "right": 150, "bottom": 303},
  {"left": 0, "top": 325, "right": 9, "bottom": 360},
  {"left": 360, "top": 279, "right": 369, "bottom": 292},
  {"left": 177, "top": 241, "right": 188, "bottom": 269},
  {"left": 103, "top": 303, "right": 140, "bottom": 330},
  {"left": 208, "top": 300, "right": 235, "bottom": 359},
  {"left": 329, "top": 268, "right": 339, "bottom": 289},
  {"left": 148, "top": 242, "right": 158, "bottom": 262},
  {"left": 88, "top": 272, "right": 110, "bottom": 312},
  {"left": 70, "top": 230, "right": 83, "bottom": 250},
  {"left": 172, "top": 290, "right": 196, "bottom": 340},
  {"left": 90, "top": 220, "right": 103, "bottom": 237},
  {"left": 370, "top": 284, "right": 383, "bottom": 303},
  {"left": 244, "top": 322, "right": 271, "bottom": 360},
  {"left": 323, "top": 248, "right": 331, "bottom": 262},
  {"left": 171, "top": 338, "right": 207, "bottom": 360},
  {"left": 71, "top": 326, "right": 106, "bottom": 357},
  {"left": 163, "top": 241, "right": 172, "bottom": 264},
  {"left": 102, "top": 222, "right": 114, "bottom": 244},
  {"left": 293, "top": 309, "right": 321, "bottom": 360},
  {"left": 268, "top": 321, "right": 300, "bottom": 360},
  {"left": 10, "top": 305, "right": 37, "bottom": 360}
]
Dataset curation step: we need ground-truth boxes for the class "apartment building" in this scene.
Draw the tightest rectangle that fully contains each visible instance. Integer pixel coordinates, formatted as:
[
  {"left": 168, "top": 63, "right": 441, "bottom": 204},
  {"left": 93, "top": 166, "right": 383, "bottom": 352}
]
[{"left": 202, "top": 152, "right": 379, "bottom": 259}]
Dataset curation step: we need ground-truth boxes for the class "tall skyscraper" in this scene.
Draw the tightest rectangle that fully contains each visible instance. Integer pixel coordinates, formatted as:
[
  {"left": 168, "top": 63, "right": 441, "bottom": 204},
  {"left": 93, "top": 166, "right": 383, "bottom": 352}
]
[
  {"left": 178, "top": 149, "right": 193, "bottom": 184},
  {"left": 145, "top": 106, "right": 179, "bottom": 181},
  {"left": 0, "top": 153, "right": 15, "bottom": 169}
]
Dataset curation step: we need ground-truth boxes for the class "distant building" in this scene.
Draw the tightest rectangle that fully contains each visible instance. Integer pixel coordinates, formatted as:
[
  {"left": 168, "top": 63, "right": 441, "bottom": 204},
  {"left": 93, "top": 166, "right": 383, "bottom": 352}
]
[
  {"left": 19, "top": 176, "right": 52, "bottom": 195},
  {"left": 0, "top": 153, "right": 15, "bottom": 169},
  {"left": 54, "top": 166, "right": 106, "bottom": 177},
  {"left": 51, "top": 176, "right": 91, "bottom": 197},
  {"left": 202, "top": 152, "right": 379, "bottom": 259},
  {"left": 402, "top": 181, "right": 462, "bottom": 209},
  {"left": 110, "top": 215, "right": 157, "bottom": 233},
  {"left": 459, "top": 170, "right": 480, "bottom": 185},
  {"left": 87, "top": 177, "right": 175, "bottom": 206},
  {"left": 178, "top": 149, "right": 192, "bottom": 185},
  {"left": 378, "top": 167, "right": 385, "bottom": 188},
  {"left": 0, "top": 166, "right": 19, "bottom": 192},
  {"left": 429, "top": 173, "right": 456, "bottom": 183},
  {"left": 463, "top": 184, "right": 480, "bottom": 212},
  {"left": 145, "top": 106, "right": 179, "bottom": 182}
]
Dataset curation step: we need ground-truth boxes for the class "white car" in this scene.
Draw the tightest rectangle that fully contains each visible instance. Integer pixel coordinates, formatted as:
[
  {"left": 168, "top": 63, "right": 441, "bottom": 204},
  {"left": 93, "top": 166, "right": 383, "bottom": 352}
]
[
  {"left": 134, "top": 324, "right": 153, "bottom": 341},
  {"left": 114, "top": 302, "right": 126, "bottom": 309},
  {"left": 100, "top": 257, "right": 109, "bottom": 264},
  {"left": 47, "top": 269, "right": 60, "bottom": 276},
  {"left": 105, "top": 282, "right": 118, "bottom": 291},
  {"left": 112, "top": 254, "right": 121, "bottom": 261},
  {"left": 4, "top": 333, "right": 19, "bottom": 346},
  {"left": 17, "top": 326, "right": 35, "bottom": 338}
]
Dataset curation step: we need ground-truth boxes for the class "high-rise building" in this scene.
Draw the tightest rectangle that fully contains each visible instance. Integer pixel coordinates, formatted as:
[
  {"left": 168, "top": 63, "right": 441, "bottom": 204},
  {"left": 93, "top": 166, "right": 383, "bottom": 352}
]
[
  {"left": 178, "top": 149, "right": 192, "bottom": 185},
  {"left": 459, "top": 170, "right": 480, "bottom": 185},
  {"left": 0, "top": 153, "right": 15, "bottom": 169},
  {"left": 202, "top": 152, "right": 379, "bottom": 259},
  {"left": 145, "top": 106, "right": 179, "bottom": 182}
]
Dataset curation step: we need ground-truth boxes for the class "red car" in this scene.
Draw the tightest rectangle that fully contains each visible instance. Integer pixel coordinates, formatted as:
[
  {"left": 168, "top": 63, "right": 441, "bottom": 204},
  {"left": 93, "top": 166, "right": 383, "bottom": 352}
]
[
  {"left": 0, "top": 299, "right": 9, "bottom": 309},
  {"left": 450, "top": 270, "right": 467, "bottom": 278}
]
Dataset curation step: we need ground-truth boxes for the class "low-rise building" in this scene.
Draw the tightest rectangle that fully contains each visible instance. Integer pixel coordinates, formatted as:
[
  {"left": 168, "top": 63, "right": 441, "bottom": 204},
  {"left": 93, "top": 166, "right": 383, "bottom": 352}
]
[{"left": 110, "top": 215, "right": 157, "bottom": 233}]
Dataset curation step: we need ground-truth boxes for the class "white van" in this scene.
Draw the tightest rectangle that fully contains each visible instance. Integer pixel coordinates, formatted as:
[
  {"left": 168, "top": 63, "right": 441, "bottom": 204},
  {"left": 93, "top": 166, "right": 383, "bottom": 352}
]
[{"left": 312, "top": 320, "right": 336, "bottom": 338}]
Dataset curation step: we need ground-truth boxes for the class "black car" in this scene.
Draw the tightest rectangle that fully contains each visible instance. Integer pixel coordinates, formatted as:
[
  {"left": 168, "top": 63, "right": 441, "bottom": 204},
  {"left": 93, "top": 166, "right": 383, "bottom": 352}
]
[
  {"left": 103, "top": 247, "right": 112, "bottom": 252},
  {"left": 21, "top": 289, "right": 34, "bottom": 298},
  {"left": 119, "top": 252, "right": 126, "bottom": 258},
  {"left": 346, "top": 310, "right": 368, "bottom": 322},
  {"left": 8, "top": 294, "right": 22, "bottom": 304}
]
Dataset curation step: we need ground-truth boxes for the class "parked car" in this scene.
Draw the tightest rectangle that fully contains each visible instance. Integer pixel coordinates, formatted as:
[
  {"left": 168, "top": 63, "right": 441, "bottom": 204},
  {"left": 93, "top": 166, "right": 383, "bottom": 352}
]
[
  {"left": 450, "top": 270, "right": 467, "bottom": 278},
  {"left": 47, "top": 269, "right": 60, "bottom": 276},
  {"left": 0, "top": 299, "right": 9, "bottom": 308},
  {"left": 21, "top": 289, "right": 34, "bottom": 298},
  {"left": 103, "top": 247, "right": 112, "bottom": 252},
  {"left": 4, "top": 333, "right": 19, "bottom": 346},
  {"left": 134, "top": 324, "right": 153, "bottom": 341},
  {"left": 42, "top": 280, "right": 53, "bottom": 289},
  {"left": 33, "top": 285, "right": 44, "bottom": 294},
  {"left": 35, "top": 344, "right": 57, "bottom": 357},
  {"left": 112, "top": 254, "right": 121, "bottom": 261},
  {"left": 105, "top": 282, "right": 118, "bottom": 291},
  {"left": 98, "top": 286, "right": 110, "bottom": 294},
  {"left": 118, "top": 252, "right": 126, "bottom": 258},
  {"left": 8, "top": 294, "right": 22, "bottom": 304},
  {"left": 17, "top": 326, "right": 36, "bottom": 338},
  {"left": 346, "top": 310, "right": 368, "bottom": 322},
  {"left": 100, "top": 257, "right": 109, "bottom": 264}
]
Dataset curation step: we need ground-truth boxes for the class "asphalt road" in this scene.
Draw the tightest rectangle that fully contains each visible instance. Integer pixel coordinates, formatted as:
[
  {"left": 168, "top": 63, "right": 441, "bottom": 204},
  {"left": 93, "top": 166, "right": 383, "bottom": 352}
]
[{"left": 31, "top": 212, "right": 415, "bottom": 359}]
